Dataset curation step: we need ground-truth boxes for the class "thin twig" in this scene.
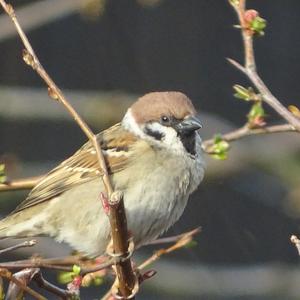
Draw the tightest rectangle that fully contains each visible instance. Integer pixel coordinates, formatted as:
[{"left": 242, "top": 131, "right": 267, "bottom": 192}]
[
  {"left": 145, "top": 227, "right": 201, "bottom": 246},
  {"left": 5, "top": 268, "right": 39, "bottom": 300},
  {"left": 0, "top": 1, "right": 113, "bottom": 194},
  {"left": 0, "top": 176, "right": 41, "bottom": 192},
  {"left": 0, "top": 268, "right": 46, "bottom": 300},
  {"left": 138, "top": 228, "right": 200, "bottom": 271},
  {"left": 231, "top": 0, "right": 256, "bottom": 71},
  {"left": 0, "top": 1, "right": 136, "bottom": 297},
  {"left": 202, "top": 123, "right": 296, "bottom": 153},
  {"left": 0, "top": 254, "right": 114, "bottom": 274},
  {"left": 80, "top": 257, "right": 115, "bottom": 277},
  {"left": 0, "top": 262, "right": 73, "bottom": 272},
  {"left": 229, "top": 0, "right": 300, "bottom": 131},
  {"left": 33, "top": 271, "right": 72, "bottom": 300},
  {"left": 0, "top": 240, "right": 37, "bottom": 255}
]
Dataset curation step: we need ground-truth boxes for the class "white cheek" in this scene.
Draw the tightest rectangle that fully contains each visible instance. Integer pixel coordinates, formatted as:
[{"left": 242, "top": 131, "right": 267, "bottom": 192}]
[
  {"left": 122, "top": 110, "right": 187, "bottom": 155},
  {"left": 146, "top": 122, "right": 185, "bottom": 154},
  {"left": 122, "top": 108, "right": 146, "bottom": 139}
]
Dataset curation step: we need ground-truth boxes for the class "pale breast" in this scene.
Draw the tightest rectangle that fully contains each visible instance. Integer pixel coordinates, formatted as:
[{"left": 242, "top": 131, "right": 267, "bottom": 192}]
[{"left": 119, "top": 145, "right": 205, "bottom": 247}]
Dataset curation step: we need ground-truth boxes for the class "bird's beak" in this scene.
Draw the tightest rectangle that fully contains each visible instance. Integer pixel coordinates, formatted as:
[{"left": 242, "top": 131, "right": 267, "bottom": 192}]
[{"left": 176, "top": 115, "right": 202, "bottom": 134}]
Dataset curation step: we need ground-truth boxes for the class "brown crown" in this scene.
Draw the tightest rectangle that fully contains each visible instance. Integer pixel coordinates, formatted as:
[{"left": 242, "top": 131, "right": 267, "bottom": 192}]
[{"left": 130, "top": 91, "right": 197, "bottom": 124}]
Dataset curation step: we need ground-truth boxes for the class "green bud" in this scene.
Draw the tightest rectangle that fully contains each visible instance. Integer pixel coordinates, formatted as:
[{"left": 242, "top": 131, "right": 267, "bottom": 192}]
[
  {"left": 247, "top": 102, "right": 267, "bottom": 127},
  {"left": 57, "top": 271, "right": 75, "bottom": 284},
  {"left": 248, "top": 102, "right": 265, "bottom": 120},
  {"left": 72, "top": 265, "right": 81, "bottom": 276},
  {"left": 233, "top": 85, "right": 258, "bottom": 101},
  {"left": 250, "top": 16, "right": 267, "bottom": 36},
  {"left": 210, "top": 135, "right": 230, "bottom": 160}
]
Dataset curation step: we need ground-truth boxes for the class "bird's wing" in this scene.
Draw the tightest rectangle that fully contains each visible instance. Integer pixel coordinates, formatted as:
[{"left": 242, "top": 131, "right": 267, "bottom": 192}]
[{"left": 13, "top": 123, "right": 138, "bottom": 213}]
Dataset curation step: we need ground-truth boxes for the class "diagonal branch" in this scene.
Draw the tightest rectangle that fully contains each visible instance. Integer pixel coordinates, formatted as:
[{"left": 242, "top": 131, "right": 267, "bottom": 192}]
[
  {"left": 0, "top": 240, "right": 36, "bottom": 255},
  {"left": 202, "top": 123, "right": 296, "bottom": 153},
  {"left": 0, "top": 268, "right": 46, "bottom": 300},
  {"left": 228, "top": 0, "right": 300, "bottom": 131},
  {"left": 0, "top": 176, "right": 41, "bottom": 192},
  {"left": 138, "top": 228, "right": 200, "bottom": 270},
  {"left": 0, "top": 1, "right": 136, "bottom": 298}
]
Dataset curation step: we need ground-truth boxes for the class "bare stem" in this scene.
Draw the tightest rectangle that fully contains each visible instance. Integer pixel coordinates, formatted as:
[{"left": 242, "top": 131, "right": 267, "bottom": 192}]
[
  {"left": 33, "top": 271, "right": 73, "bottom": 299},
  {"left": 0, "top": 240, "right": 37, "bottom": 255},
  {"left": 0, "top": 0, "right": 136, "bottom": 297},
  {"left": 138, "top": 228, "right": 200, "bottom": 271},
  {"left": 0, "top": 254, "right": 114, "bottom": 274},
  {"left": 202, "top": 123, "right": 296, "bottom": 153},
  {"left": 80, "top": 257, "right": 115, "bottom": 277},
  {"left": 0, "top": 268, "right": 46, "bottom": 300},
  {"left": 228, "top": 0, "right": 300, "bottom": 131},
  {"left": 0, "top": 176, "right": 41, "bottom": 192},
  {"left": 145, "top": 227, "right": 201, "bottom": 246},
  {"left": 101, "top": 228, "right": 201, "bottom": 300}
]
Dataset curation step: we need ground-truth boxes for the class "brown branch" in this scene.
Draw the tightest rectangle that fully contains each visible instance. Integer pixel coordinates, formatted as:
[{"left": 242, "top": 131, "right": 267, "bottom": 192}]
[
  {"left": 0, "top": 255, "right": 84, "bottom": 270},
  {"left": 235, "top": 0, "right": 256, "bottom": 71},
  {"left": 0, "top": 254, "right": 114, "bottom": 274},
  {"left": 0, "top": 176, "right": 41, "bottom": 192},
  {"left": 80, "top": 257, "right": 115, "bottom": 277},
  {"left": 101, "top": 228, "right": 201, "bottom": 300},
  {"left": 5, "top": 268, "right": 40, "bottom": 300},
  {"left": 0, "top": 239, "right": 36, "bottom": 255},
  {"left": 0, "top": 268, "right": 46, "bottom": 300},
  {"left": 145, "top": 227, "right": 201, "bottom": 246},
  {"left": 0, "top": 262, "right": 73, "bottom": 272},
  {"left": 138, "top": 227, "right": 200, "bottom": 271},
  {"left": 5, "top": 267, "right": 73, "bottom": 300},
  {"left": 229, "top": 0, "right": 300, "bottom": 131},
  {"left": 32, "top": 271, "right": 73, "bottom": 300},
  {"left": 0, "top": 1, "right": 136, "bottom": 298},
  {"left": 106, "top": 191, "right": 137, "bottom": 298},
  {"left": 202, "top": 123, "right": 296, "bottom": 153}
]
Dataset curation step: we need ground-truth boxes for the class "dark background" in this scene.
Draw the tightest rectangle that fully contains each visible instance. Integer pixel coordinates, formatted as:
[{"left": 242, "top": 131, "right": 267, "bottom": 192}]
[{"left": 1, "top": 0, "right": 300, "bottom": 299}]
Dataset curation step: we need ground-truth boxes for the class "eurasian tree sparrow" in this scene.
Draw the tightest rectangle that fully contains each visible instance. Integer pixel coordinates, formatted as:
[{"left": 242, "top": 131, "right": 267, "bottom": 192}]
[{"left": 0, "top": 91, "right": 205, "bottom": 256}]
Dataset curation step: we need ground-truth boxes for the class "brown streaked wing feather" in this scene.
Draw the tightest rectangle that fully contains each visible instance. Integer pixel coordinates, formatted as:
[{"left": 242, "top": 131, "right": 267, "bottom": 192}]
[{"left": 13, "top": 123, "right": 137, "bottom": 213}]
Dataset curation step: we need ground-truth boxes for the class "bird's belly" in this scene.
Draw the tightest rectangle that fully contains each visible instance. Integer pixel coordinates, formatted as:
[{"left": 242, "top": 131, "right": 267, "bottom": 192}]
[{"left": 123, "top": 166, "right": 194, "bottom": 247}]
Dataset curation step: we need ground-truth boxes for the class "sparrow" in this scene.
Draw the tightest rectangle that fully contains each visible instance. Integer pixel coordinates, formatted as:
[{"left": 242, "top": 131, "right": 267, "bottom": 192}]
[{"left": 0, "top": 91, "right": 205, "bottom": 257}]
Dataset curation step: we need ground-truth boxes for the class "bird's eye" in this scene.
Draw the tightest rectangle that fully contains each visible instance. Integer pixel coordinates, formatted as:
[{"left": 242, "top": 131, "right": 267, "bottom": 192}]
[{"left": 160, "top": 115, "right": 170, "bottom": 124}]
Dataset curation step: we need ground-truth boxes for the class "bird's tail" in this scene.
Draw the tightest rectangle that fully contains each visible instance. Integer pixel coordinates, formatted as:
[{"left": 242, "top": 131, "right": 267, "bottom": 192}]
[{"left": 0, "top": 212, "right": 42, "bottom": 239}]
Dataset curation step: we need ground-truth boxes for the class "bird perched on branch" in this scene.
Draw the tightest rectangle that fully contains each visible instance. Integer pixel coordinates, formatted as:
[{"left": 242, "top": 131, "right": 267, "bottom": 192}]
[{"left": 0, "top": 91, "right": 205, "bottom": 256}]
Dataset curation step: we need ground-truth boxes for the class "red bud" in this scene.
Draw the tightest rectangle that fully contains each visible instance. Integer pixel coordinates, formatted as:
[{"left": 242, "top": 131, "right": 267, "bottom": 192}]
[{"left": 244, "top": 9, "right": 259, "bottom": 23}]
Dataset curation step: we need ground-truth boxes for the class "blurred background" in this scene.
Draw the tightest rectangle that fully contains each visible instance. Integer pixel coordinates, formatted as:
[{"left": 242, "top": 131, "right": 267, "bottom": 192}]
[{"left": 1, "top": 0, "right": 300, "bottom": 299}]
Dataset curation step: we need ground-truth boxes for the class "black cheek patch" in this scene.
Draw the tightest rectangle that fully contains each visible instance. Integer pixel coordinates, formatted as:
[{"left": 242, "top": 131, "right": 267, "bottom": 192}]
[{"left": 144, "top": 126, "right": 165, "bottom": 141}]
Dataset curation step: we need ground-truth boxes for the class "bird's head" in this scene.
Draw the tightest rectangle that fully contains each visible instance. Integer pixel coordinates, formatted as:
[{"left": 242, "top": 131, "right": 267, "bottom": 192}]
[{"left": 122, "top": 91, "right": 202, "bottom": 157}]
